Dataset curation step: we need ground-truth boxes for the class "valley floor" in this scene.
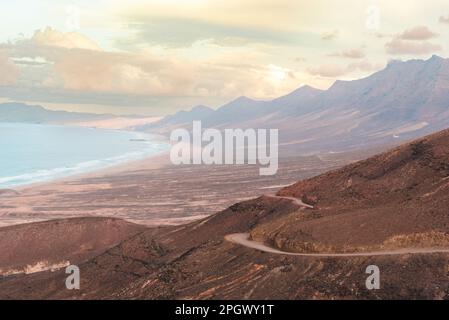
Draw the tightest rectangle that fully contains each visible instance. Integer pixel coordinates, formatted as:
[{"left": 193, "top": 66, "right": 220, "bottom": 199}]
[{"left": 0, "top": 152, "right": 361, "bottom": 228}]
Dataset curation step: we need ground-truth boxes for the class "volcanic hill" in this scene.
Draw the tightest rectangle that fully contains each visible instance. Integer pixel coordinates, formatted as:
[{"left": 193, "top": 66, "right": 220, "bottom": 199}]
[{"left": 1, "top": 128, "right": 449, "bottom": 299}]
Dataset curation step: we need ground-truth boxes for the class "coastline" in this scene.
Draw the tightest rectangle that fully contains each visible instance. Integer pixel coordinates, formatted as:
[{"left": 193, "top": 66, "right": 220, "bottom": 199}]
[
  {"left": 0, "top": 122, "right": 171, "bottom": 192},
  {"left": 14, "top": 150, "right": 172, "bottom": 192},
  {"left": 0, "top": 124, "right": 361, "bottom": 229},
  {"left": 0, "top": 121, "right": 182, "bottom": 228},
  {"left": 0, "top": 150, "right": 173, "bottom": 228}
]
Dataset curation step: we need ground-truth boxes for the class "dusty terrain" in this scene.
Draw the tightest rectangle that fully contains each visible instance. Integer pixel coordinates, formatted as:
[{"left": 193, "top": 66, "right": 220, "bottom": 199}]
[
  {"left": 0, "top": 217, "right": 145, "bottom": 277},
  {"left": 273, "top": 129, "right": 449, "bottom": 253},
  {"left": 0, "top": 129, "right": 448, "bottom": 299},
  {"left": 0, "top": 152, "right": 360, "bottom": 227}
]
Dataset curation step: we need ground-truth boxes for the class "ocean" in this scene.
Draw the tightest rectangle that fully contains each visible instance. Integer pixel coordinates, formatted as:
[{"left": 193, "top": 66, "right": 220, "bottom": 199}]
[{"left": 0, "top": 123, "right": 169, "bottom": 188}]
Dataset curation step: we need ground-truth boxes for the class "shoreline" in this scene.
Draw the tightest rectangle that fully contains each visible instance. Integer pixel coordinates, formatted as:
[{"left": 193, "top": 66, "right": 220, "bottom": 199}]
[
  {"left": 0, "top": 132, "right": 363, "bottom": 229},
  {"left": 0, "top": 123, "right": 171, "bottom": 192},
  {"left": 13, "top": 150, "right": 172, "bottom": 192},
  {"left": 0, "top": 150, "right": 174, "bottom": 228}
]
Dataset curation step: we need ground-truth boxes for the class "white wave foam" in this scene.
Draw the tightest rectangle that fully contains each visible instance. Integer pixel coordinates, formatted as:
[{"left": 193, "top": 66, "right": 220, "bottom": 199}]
[{"left": 0, "top": 131, "right": 169, "bottom": 188}]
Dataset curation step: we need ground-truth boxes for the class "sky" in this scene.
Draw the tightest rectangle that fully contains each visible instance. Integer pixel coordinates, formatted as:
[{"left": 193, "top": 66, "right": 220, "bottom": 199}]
[{"left": 0, "top": 0, "right": 448, "bottom": 116}]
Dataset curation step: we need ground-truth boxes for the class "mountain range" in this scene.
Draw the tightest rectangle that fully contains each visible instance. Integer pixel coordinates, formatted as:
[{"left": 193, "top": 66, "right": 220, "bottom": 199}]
[
  {"left": 0, "top": 102, "right": 110, "bottom": 124},
  {"left": 144, "top": 55, "right": 449, "bottom": 155},
  {"left": 3, "top": 56, "right": 449, "bottom": 156}
]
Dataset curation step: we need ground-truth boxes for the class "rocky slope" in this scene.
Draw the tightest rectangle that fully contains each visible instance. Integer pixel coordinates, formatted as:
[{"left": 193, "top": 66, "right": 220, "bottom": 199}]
[
  {"left": 0, "top": 217, "right": 145, "bottom": 276},
  {"left": 1, "top": 128, "right": 449, "bottom": 299}
]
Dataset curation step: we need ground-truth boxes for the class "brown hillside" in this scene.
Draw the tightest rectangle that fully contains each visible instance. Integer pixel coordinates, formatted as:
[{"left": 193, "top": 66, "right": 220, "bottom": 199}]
[
  {"left": 0, "top": 217, "right": 145, "bottom": 276},
  {"left": 1, "top": 128, "right": 449, "bottom": 299},
  {"left": 269, "top": 128, "right": 449, "bottom": 252}
]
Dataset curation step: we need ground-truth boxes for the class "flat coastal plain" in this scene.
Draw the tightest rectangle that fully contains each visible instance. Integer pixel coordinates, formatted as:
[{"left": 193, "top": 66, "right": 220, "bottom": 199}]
[{"left": 0, "top": 151, "right": 364, "bottom": 228}]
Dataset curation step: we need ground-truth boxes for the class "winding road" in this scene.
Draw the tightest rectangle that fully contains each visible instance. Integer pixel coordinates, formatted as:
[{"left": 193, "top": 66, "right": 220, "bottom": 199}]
[
  {"left": 226, "top": 195, "right": 449, "bottom": 257},
  {"left": 225, "top": 233, "right": 449, "bottom": 257}
]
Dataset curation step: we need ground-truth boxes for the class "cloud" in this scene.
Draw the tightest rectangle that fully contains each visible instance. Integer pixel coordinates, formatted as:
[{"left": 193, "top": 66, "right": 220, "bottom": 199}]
[
  {"left": 308, "top": 64, "right": 347, "bottom": 78},
  {"left": 385, "top": 26, "right": 442, "bottom": 55},
  {"left": 116, "top": 0, "right": 317, "bottom": 38},
  {"left": 2, "top": 28, "right": 197, "bottom": 97},
  {"left": 321, "top": 29, "right": 339, "bottom": 40},
  {"left": 0, "top": 52, "right": 20, "bottom": 85},
  {"left": 440, "top": 15, "right": 449, "bottom": 24},
  {"left": 11, "top": 56, "right": 51, "bottom": 67},
  {"left": 329, "top": 48, "right": 365, "bottom": 59},
  {"left": 386, "top": 38, "right": 442, "bottom": 55},
  {"left": 53, "top": 50, "right": 196, "bottom": 96},
  {"left": 347, "top": 60, "right": 383, "bottom": 72},
  {"left": 31, "top": 27, "right": 101, "bottom": 51},
  {"left": 308, "top": 60, "right": 383, "bottom": 78},
  {"left": 115, "top": 16, "right": 311, "bottom": 49},
  {"left": 397, "top": 26, "right": 438, "bottom": 41}
]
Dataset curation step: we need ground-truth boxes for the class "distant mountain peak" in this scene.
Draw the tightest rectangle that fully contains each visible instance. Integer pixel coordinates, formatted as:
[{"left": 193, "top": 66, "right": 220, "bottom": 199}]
[
  {"left": 429, "top": 54, "right": 443, "bottom": 61},
  {"left": 232, "top": 95, "right": 255, "bottom": 103},
  {"left": 300, "top": 84, "right": 319, "bottom": 90},
  {"left": 386, "top": 55, "right": 445, "bottom": 69},
  {"left": 386, "top": 59, "right": 404, "bottom": 68},
  {"left": 327, "top": 79, "right": 349, "bottom": 91},
  {"left": 190, "top": 105, "right": 213, "bottom": 112},
  {"left": 219, "top": 95, "right": 262, "bottom": 109},
  {"left": 292, "top": 84, "right": 322, "bottom": 94},
  {"left": 149, "top": 55, "right": 449, "bottom": 149},
  {"left": 0, "top": 102, "right": 108, "bottom": 123},
  {"left": 274, "top": 85, "right": 323, "bottom": 102}
]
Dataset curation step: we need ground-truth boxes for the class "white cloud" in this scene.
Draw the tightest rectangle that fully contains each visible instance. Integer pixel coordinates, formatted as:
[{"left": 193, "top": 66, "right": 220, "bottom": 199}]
[{"left": 31, "top": 27, "right": 101, "bottom": 51}]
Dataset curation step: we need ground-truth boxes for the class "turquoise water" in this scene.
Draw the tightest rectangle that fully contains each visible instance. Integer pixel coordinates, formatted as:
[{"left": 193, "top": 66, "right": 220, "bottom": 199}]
[{"left": 0, "top": 123, "right": 169, "bottom": 188}]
